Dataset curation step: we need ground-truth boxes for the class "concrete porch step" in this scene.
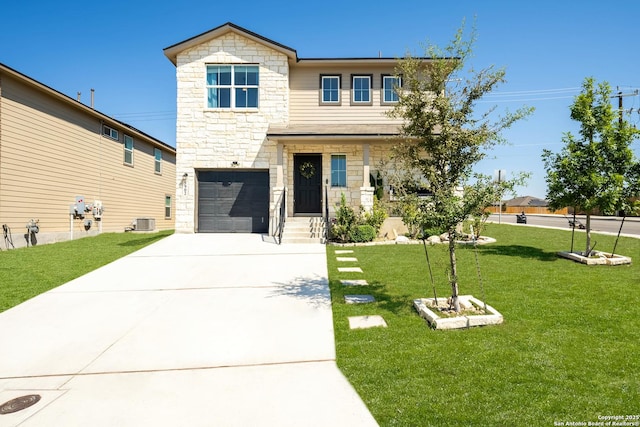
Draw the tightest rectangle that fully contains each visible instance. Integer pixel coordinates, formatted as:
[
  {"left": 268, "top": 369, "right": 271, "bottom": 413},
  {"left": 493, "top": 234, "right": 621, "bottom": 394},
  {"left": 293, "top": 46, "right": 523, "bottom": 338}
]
[{"left": 280, "top": 217, "right": 327, "bottom": 244}]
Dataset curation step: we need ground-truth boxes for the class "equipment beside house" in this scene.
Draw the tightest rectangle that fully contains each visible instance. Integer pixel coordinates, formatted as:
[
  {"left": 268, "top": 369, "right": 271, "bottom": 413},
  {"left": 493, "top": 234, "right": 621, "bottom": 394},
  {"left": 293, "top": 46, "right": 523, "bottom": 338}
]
[{"left": 126, "top": 218, "right": 156, "bottom": 232}]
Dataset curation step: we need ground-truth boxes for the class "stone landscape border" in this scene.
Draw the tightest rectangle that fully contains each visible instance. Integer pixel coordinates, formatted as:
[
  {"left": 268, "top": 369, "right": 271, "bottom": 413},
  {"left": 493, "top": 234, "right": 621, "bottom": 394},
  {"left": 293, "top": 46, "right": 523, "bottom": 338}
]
[
  {"left": 414, "top": 295, "right": 504, "bottom": 330},
  {"left": 557, "top": 251, "right": 632, "bottom": 265}
]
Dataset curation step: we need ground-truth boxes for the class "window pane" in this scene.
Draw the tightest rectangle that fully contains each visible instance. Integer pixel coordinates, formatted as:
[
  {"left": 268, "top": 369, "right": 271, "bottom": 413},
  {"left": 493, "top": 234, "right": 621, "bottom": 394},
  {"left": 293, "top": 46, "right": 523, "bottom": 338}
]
[
  {"left": 247, "top": 88, "right": 258, "bottom": 107},
  {"left": 235, "top": 66, "right": 247, "bottom": 85},
  {"left": 219, "top": 67, "right": 231, "bottom": 85},
  {"left": 124, "top": 150, "right": 133, "bottom": 165},
  {"left": 206, "top": 67, "right": 218, "bottom": 85},
  {"left": 246, "top": 67, "right": 259, "bottom": 85},
  {"left": 209, "top": 88, "right": 231, "bottom": 108}
]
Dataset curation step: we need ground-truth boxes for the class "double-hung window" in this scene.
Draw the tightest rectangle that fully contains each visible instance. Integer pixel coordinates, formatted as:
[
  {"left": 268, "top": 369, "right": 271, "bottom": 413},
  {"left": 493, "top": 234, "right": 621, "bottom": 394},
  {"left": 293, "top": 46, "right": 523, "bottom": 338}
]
[
  {"left": 123, "top": 135, "right": 134, "bottom": 166},
  {"left": 351, "top": 75, "right": 372, "bottom": 105},
  {"left": 165, "top": 195, "right": 172, "bottom": 219},
  {"left": 382, "top": 75, "right": 401, "bottom": 104},
  {"left": 206, "top": 65, "right": 259, "bottom": 109},
  {"left": 331, "top": 154, "right": 347, "bottom": 187},
  {"left": 154, "top": 148, "right": 162, "bottom": 174},
  {"left": 320, "top": 75, "right": 341, "bottom": 104}
]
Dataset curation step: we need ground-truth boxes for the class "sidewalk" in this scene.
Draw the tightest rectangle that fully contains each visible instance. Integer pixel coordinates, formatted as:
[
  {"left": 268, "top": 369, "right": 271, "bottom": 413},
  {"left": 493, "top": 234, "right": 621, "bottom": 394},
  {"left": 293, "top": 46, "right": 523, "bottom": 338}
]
[{"left": 0, "top": 234, "right": 378, "bottom": 426}]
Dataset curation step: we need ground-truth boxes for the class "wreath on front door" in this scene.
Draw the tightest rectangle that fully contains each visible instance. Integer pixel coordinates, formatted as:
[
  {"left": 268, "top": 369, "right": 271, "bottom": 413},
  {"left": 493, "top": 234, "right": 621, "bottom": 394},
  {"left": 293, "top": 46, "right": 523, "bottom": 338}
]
[{"left": 299, "top": 161, "right": 316, "bottom": 179}]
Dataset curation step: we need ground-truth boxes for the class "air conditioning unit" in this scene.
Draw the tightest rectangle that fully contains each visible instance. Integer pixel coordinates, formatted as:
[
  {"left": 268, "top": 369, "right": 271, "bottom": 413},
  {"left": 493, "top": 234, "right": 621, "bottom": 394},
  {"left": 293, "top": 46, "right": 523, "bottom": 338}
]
[{"left": 135, "top": 218, "right": 155, "bottom": 231}]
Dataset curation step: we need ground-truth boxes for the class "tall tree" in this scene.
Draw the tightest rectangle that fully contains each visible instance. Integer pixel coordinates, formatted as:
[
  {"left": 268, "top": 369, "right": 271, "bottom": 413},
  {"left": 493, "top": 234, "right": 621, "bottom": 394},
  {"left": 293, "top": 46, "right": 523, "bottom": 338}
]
[
  {"left": 388, "top": 22, "right": 532, "bottom": 312},
  {"left": 542, "top": 77, "right": 640, "bottom": 255}
]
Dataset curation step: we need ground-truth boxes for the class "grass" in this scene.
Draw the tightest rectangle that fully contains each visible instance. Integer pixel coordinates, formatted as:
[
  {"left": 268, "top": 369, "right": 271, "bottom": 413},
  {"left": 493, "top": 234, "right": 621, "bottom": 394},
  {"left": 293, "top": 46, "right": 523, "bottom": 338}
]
[
  {"left": 327, "top": 224, "right": 640, "bottom": 426},
  {"left": 0, "top": 230, "right": 173, "bottom": 313}
]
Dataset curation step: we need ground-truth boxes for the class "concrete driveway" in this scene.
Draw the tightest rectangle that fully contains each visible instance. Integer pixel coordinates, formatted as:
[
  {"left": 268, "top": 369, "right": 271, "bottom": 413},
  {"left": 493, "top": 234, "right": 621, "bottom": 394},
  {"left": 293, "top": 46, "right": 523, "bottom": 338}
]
[{"left": 0, "top": 234, "right": 377, "bottom": 426}]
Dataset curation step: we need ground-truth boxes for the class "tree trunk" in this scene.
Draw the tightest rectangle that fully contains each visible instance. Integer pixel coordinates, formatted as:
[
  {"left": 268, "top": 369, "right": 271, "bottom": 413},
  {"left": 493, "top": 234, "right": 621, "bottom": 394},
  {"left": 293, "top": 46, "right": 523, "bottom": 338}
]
[
  {"left": 448, "top": 232, "right": 460, "bottom": 312},
  {"left": 585, "top": 213, "right": 592, "bottom": 255}
]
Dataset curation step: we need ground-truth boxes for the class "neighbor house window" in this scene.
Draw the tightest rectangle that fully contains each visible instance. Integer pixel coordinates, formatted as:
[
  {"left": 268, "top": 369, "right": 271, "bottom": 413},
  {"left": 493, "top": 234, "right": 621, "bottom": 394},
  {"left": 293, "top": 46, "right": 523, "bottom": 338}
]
[
  {"left": 206, "top": 65, "right": 259, "bottom": 109},
  {"left": 331, "top": 154, "right": 347, "bottom": 187},
  {"left": 320, "top": 75, "right": 341, "bottom": 104},
  {"left": 382, "top": 75, "right": 401, "bottom": 103},
  {"left": 103, "top": 125, "right": 118, "bottom": 140},
  {"left": 154, "top": 148, "right": 162, "bottom": 174},
  {"left": 165, "top": 195, "right": 172, "bottom": 219},
  {"left": 124, "top": 135, "right": 134, "bottom": 165},
  {"left": 351, "top": 75, "right": 372, "bottom": 104}
]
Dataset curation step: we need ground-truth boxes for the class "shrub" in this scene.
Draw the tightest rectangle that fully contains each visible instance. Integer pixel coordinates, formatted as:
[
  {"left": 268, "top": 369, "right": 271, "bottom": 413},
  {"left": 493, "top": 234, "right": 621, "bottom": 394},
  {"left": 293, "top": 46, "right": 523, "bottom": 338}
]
[
  {"left": 349, "top": 224, "right": 377, "bottom": 243},
  {"left": 332, "top": 193, "right": 358, "bottom": 242},
  {"left": 362, "top": 198, "right": 388, "bottom": 234}
]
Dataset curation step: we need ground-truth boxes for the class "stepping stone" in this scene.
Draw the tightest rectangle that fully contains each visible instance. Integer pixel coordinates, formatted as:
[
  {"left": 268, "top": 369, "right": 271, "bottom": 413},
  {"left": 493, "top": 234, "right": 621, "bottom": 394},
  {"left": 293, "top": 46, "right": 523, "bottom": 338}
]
[
  {"left": 338, "top": 267, "right": 363, "bottom": 273},
  {"left": 348, "top": 315, "right": 387, "bottom": 329},
  {"left": 336, "top": 257, "right": 358, "bottom": 262},
  {"left": 345, "top": 295, "right": 375, "bottom": 304},
  {"left": 335, "top": 250, "right": 354, "bottom": 254},
  {"left": 340, "top": 279, "right": 369, "bottom": 286}
]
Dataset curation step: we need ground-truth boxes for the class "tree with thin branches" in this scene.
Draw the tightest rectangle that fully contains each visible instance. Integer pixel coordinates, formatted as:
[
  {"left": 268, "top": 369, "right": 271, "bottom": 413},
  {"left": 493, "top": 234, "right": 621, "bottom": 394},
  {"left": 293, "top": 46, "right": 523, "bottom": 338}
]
[
  {"left": 542, "top": 77, "right": 640, "bottom": 256},
  {"left": 388, "top": 22, "right": 532, "bottom": 312}
]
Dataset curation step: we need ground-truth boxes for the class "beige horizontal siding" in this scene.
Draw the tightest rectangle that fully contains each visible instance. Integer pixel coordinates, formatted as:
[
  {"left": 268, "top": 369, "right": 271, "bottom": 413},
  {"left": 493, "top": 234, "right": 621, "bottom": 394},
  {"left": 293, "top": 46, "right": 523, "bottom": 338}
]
[
  {"left": 0, "top": 73, "right": 176, "bottom": 239},
  {"left": 289, "top": 64, "right": 404, "bottom": 125}
]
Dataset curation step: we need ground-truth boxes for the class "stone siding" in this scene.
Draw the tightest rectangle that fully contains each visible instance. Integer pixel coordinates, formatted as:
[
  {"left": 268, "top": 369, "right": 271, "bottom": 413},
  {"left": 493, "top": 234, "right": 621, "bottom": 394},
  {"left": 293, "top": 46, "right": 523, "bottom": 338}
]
[{"left": 174, "top": 32, "right": 289, "bottom": 232}]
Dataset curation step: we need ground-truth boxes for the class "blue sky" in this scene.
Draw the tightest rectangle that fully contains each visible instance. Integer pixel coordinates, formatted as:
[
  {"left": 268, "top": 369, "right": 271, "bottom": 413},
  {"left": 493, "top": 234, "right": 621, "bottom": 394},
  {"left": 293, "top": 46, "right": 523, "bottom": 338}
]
[{"left": 2, "top": 0, "right": 639, "bottom": 198}]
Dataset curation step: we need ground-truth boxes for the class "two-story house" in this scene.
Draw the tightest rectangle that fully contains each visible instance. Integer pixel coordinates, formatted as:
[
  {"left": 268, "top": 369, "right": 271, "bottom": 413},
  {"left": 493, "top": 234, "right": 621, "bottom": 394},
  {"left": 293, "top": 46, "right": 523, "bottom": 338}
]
[
  {"left": 0, "top": 63, "right": 176, "bottom": 249},
  {"left": 164, "top": 22, "right": 415, "bottom": 240}
]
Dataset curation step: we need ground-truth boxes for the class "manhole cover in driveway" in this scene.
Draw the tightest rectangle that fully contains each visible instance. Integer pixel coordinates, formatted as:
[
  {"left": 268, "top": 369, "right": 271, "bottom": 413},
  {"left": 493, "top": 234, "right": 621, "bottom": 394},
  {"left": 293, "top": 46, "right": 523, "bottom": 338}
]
[{"left": 0, "top": 394, "right": 41, "bottom": 414}]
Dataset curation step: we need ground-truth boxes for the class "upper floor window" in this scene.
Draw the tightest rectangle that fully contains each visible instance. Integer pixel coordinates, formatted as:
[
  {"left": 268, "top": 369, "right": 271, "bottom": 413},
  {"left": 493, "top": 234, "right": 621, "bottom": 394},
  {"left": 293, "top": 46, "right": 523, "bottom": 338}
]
[
  {"left": 124, "top": 135, "right": 134, "bottom": 166},
  {"left": 351, "top": 75, "right": 372, "bottom": 105},
  {"left": 154, "top": 148, "right": 162, "bottom": 174},
  {"left": 320, "top": 75, "right": 341, "bottom": 104},
  {"left": 103, "top": 125, "right": 118, "bottom": 140},
  {"left": 382, "top": 75, "right": 401, "bottom": 104},
  {"left": 206, "top": 65, "right": 259, "bottom": 109}
]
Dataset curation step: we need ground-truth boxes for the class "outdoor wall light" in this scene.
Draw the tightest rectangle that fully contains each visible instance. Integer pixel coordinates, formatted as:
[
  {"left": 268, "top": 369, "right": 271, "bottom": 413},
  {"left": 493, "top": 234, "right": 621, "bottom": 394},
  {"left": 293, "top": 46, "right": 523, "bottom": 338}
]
[{"left": 231, "top": 161, "right": 239, "bottom": 167}]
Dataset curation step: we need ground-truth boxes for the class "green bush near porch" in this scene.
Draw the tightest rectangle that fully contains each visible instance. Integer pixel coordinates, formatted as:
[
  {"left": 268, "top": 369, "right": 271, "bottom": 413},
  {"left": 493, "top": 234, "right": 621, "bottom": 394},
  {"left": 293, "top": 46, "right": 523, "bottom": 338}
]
[{"left": 327, "top": 224, "right": 640, "bottom": 426}]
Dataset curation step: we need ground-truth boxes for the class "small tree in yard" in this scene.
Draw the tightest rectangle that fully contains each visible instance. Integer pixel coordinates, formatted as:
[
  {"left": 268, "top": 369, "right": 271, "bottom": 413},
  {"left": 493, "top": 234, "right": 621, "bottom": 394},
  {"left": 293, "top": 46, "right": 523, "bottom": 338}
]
[
  {"left": 542, "top": 77, "right": 640, "bottom": 256},
  {"left": 387, "top": 23, "right": 532, "bottom": 312}
]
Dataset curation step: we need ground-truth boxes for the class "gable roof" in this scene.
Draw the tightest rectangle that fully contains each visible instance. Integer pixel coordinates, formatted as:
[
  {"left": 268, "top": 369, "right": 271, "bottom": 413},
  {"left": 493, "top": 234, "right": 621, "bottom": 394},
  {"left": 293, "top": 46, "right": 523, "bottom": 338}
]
[
  {"left": 0, "top": 62, "right": 175, "bottom": 154},
  {"left": 163, "top": 22, "right": 298, "bottom": 65}
]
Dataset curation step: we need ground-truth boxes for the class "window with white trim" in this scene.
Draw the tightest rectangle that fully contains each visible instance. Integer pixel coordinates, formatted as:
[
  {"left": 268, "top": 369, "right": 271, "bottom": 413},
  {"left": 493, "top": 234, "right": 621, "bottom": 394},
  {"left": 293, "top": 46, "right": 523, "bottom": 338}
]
[
  {"left": 165, "top": 195, "right": 172, "bottom": 219},
  {"left": 320, "top": 75, "right": 341, "bottom": 104},
  {"left": 123, "top": 135, "right": 134, "bottom": 166},
  {"left": 206, "top": 65, "right": 259, "bottom": 109},
  {"left": 351, "top": 75, "right": 372, "bottom": 104},
  {"left": 103, "top": 125, "right": 118, "bottom": 140},
  {"left": 154, "top": 148, "right": 162, "bottom": 174},
  {"left": 382, "top": 75, "right": 401, "bottom": 103},
  {"left": 331, "top": 154, "right": 347, "bottom": 187}
]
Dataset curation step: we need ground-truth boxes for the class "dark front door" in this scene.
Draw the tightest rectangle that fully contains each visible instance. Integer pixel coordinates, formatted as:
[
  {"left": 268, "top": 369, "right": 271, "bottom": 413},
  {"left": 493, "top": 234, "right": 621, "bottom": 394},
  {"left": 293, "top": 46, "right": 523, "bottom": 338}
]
[{"left": 294, "top": 154, "right": 322, "bottom": 214}]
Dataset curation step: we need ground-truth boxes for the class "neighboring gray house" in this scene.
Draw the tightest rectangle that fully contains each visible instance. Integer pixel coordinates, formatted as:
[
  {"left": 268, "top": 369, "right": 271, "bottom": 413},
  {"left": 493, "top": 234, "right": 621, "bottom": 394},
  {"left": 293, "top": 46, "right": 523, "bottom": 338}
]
[{"left": 164, "top": 22, "right": 412, "bottom": 240}]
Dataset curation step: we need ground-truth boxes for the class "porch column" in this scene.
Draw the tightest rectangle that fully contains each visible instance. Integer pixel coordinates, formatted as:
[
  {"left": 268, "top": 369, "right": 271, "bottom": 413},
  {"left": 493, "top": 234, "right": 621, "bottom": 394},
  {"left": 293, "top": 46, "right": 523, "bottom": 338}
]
[
  {"left": 360, "top": 144, "right": 375, "bottom": 212},
  {"left": 276, "top": 142, "right": 284, "bottom": 187}
]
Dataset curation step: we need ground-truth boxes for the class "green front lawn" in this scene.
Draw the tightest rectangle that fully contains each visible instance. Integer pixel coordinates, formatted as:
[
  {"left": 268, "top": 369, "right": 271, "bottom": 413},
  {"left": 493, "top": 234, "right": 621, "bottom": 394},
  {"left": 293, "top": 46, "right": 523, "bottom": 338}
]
[
  {"left": 0, "top": 231, "right": 173, "bottom": 313},
  {"left": 327, "top": 224, "right": 640, "bottom": 426}
]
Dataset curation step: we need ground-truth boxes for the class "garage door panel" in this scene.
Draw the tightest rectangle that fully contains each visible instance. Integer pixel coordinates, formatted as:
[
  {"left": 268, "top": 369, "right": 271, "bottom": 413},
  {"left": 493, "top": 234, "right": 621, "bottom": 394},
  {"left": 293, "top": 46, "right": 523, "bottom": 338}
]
[{"left": 197, "top": 170, "right": 269, "bottom": 233}]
